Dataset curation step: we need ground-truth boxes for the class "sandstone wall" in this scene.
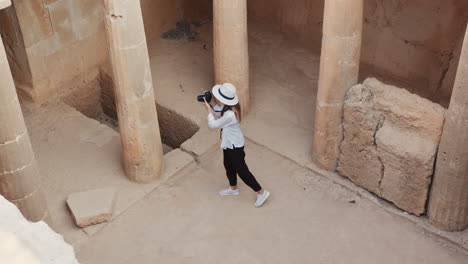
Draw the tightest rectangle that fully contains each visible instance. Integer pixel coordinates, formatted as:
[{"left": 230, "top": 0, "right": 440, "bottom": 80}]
[
  {"left": 182, "top": 0, "right": 212, "bottom": 23},
  {"left": 361, "top": 0, "right": 468, "bottom": 108},
  {"left": 9, "top": 0, "right": 108, "bottom": 104},
  {"left": 248, "top": 0, "right": 468, "bottom": 107},
  {"left": 248, "top": 0, "right": 324, "bottom": 52},
  {"left": 337, "top": 78, "right": 445, "bottom": 215}
]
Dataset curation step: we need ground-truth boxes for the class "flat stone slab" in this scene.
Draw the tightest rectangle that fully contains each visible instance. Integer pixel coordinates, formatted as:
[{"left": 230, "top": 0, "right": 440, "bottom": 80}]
[{"left": 67, "top": 187, "right": 116, "bottom": 228}]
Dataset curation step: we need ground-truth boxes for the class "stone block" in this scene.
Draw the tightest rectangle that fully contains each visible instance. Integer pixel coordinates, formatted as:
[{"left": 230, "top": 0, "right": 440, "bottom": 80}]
[
  {"left": 337, "top": 78, "right": 445, "bottom": 215},
  {"left": 376, "top": 123, "right": 438, "bottom": 215},
  {"left": 67, "top": 187, "right": 116, "bottom": 228},
  {"left": 0, "top": 195, "right": 79, "bottom": 263},
  {"left": 0, "top": 0, "right": 11, "bottom": 10}
]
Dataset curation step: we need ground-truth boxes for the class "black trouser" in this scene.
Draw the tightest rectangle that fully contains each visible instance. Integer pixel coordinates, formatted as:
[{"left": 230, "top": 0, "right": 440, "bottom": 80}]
[{"left": 223, "top": 147, "right": 262, "bottom": 192}]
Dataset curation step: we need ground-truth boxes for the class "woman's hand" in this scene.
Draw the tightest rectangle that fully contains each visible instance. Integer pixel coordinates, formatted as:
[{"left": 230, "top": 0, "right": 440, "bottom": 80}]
[{"left": 202, "top": 98, "right": 212, "bottom": 114}]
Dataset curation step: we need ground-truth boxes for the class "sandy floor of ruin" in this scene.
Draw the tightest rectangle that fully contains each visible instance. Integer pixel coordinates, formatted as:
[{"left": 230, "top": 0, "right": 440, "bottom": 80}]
[
  {"left": 74, "top": 142, "right": 467, "bottom": 264},
  {"left": 22, "top": 23, "right": 468, "bottom": 263}
]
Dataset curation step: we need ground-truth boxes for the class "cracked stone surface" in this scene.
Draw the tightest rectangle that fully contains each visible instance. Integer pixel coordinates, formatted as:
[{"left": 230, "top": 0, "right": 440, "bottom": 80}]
[
  {"left": 338, "top": 78, "right": 445, "bottom": 215},
  {"left": 67, "top": 187, "right": 117, "bottom": 228}
]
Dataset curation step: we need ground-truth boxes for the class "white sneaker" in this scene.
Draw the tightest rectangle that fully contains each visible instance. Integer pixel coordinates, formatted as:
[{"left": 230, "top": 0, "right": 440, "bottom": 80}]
[
  {"left": 254, "top": 190, "right": 270, "bottom": 207},
  {"left": 219, "top": 187, "right": 240, "bottom": 196}
]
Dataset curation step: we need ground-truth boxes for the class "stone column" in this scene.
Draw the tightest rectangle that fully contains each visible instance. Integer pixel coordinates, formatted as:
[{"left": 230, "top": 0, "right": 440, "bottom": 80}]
[
  {"left": 428, "top": 24, "right": 468, "bottom": 232},
  {"left": 312, "top": 0, "right": 363, "bottom": 171},
  {"left": 213, "top": 0, "right": 250, "bottom": 115},
  {"left": 102, "top": 0, "right": 163, "bottom": 183},
  {"left": 0, "top": 0, "right": 48, "bottom": 222}
]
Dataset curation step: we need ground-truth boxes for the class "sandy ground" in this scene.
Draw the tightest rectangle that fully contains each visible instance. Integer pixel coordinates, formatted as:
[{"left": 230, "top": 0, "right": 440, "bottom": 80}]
[{"left": 74, "top": 141, "right": 467, "bottom": 264}]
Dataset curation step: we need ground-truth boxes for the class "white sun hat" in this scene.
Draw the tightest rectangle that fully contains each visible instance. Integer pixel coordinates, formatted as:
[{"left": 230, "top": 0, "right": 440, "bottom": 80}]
[{"left": 212, "top": 83, "right": 239, "bottom": 106}]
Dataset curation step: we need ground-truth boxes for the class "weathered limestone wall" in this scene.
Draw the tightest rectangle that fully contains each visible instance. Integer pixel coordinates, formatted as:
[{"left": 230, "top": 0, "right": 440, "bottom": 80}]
[
  {"left": 337, "top": 78, "right": 445, "bottom": 216},
  {"left": 248, "top": 0, "right": 324, "bottom": 52},
  {"left": 361, "top": 0, "right": 468, "bottom": 107},
  {"left": 8, "top": 0, "right": 108, "bottom": 104},
  {"left": 248, "top": 0, "right": 468, "bottom": 107},
  {"left": 182, "top": 0, "right": 212, "bottom": 23}
]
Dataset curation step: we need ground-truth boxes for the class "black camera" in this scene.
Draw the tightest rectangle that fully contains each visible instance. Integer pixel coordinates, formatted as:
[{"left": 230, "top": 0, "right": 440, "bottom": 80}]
[{"left": 197, "top": 91, "right": 212, "bottom": 103}]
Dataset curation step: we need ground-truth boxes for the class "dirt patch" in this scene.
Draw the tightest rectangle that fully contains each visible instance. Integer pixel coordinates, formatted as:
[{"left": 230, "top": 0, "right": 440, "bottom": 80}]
[{"left": 161, "top": 21, "right": 201, "bottom": 41}]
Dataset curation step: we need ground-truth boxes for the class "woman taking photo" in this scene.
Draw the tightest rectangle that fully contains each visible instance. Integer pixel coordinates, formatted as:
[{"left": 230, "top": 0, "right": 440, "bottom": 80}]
[{"left": 201, "top": 83, "right": 270, "bottom": 207}]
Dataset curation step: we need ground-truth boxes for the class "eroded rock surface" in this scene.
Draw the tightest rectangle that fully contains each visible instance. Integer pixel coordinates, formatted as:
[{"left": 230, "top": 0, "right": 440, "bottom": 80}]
[
  {"left": 67, "top": 187, "right": 116, "bottom": 228},
  {"left": 0, "top": 195, "right": 79, "bottom": 264},
  {"left": 338, "top": 78, "right": 445, "bottom": 215}
]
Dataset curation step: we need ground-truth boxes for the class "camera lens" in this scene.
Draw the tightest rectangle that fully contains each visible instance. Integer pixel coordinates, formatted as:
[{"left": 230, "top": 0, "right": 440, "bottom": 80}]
[
  {"left": 197, "top": 91, "right": 212, "bottom": 103},
  {"left": 205, "top": 91, "right": 212, "bottom": 103}
]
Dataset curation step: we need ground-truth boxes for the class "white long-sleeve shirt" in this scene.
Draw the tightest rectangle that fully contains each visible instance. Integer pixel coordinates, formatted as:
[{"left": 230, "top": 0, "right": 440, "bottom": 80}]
[{"left": 208, "top": 104, "right": 245, "bottom": 149}]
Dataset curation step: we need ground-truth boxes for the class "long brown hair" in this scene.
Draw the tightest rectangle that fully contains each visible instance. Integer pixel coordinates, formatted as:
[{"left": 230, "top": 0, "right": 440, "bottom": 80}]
[{"left": 221, "top": 104, "right": 242, "bottom": 122}]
